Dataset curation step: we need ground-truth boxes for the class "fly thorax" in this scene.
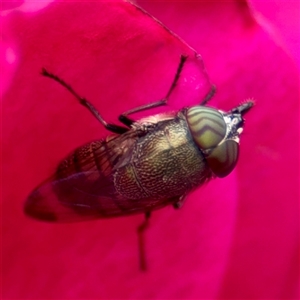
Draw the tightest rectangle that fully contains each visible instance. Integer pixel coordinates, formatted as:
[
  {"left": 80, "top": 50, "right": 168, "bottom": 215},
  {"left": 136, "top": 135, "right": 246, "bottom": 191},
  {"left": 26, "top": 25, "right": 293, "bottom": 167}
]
[{"left": 186, "top": 106, "right": 246, "bottom": 178}]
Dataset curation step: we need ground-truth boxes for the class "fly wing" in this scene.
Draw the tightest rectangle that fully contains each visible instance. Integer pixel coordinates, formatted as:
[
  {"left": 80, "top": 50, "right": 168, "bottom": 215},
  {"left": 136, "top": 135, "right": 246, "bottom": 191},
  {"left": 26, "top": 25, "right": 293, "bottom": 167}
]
[{"left": 24, "top": 130, "right": 151, "bottom": 222}]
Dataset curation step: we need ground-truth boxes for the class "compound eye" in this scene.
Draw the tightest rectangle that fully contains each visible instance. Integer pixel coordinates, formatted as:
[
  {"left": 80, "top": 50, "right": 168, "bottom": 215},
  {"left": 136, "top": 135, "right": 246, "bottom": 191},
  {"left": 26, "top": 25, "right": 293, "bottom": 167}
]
[
  {"left": 206, "top": 140, "right": 239, "bottom": 177},
  {"left": 187, "top": 106, "right": 226, "bottom": 149}
]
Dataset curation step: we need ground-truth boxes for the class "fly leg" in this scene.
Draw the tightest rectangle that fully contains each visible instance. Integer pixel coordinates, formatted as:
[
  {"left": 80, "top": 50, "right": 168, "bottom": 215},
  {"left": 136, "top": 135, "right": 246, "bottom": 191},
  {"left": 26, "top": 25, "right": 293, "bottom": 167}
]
[
  {"left": 173, "top": 194, "right": 188, "bottom": 209},
  {"left": 200, "top": 84, "right": 216, "bottom": 105},
  {"left": 41, "top": 68, "right": 128, "bottom": 134},
  {"left": 119, "top": 54, "right": 188, "bottom": 127},
  {"left": 137, "top": 211, "right": 151, "bottom": 271}
]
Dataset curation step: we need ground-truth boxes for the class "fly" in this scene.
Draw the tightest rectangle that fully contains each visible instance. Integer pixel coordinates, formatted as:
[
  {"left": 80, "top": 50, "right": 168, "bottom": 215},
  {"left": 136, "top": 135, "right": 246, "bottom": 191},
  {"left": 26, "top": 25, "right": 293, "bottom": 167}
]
[{"left": 25, "top": 55, "right": 253, "bottom": 270}]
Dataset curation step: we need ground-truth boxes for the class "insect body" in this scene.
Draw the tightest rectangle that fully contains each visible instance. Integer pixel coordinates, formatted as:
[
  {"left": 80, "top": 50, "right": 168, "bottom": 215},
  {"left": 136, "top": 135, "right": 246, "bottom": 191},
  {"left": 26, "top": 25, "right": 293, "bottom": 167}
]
[{"left": 25, "top": 56, "right": 253, "bottom": 222}]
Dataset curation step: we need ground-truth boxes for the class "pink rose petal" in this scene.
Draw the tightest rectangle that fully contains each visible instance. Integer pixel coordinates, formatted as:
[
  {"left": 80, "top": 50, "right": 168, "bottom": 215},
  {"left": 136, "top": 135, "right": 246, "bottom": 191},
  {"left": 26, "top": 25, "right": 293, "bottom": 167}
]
[{"left": 2, "top": 0, "right": 299, "bottom": 299}]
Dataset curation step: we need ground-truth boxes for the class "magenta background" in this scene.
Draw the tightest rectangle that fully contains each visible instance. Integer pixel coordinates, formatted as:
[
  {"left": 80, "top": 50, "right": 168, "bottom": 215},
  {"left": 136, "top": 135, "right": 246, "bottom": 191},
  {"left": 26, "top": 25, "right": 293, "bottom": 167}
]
[{"left": 1, "top": 0, "right": 299, "bottom": 299}]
